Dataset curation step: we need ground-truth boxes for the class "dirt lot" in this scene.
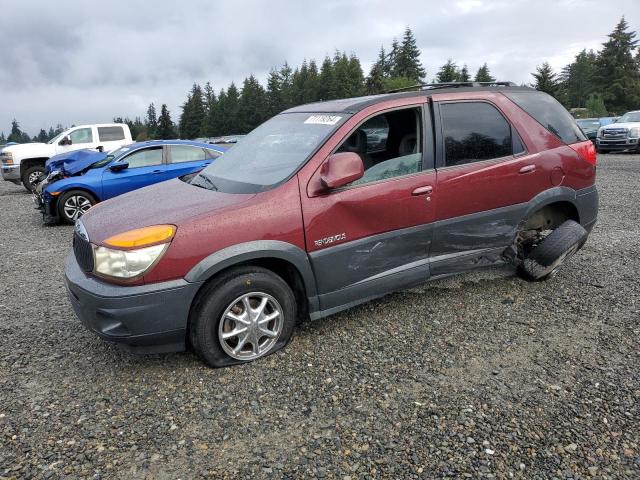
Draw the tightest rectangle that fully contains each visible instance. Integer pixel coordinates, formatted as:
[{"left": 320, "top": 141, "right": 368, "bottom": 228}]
[{"left": 0, "top": 154, "right": 638, "bottom": 479}]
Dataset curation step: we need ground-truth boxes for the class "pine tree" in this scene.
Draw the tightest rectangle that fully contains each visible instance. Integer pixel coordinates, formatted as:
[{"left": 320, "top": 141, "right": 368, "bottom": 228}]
[
  {"left": 393, "top": 27, "right": 425, "bottom": 82},
  {"left": 593, "top": 17, "right": 640, "bottom": 113},
  {"left": 202, "top": 82, "right": 216, "bottom": 136},
  {"left": 388, "top": 38, "right": 400, "bottom": 77},
  {"left": 145, "top": 103, "right": 158, "bottom": 139},
  {"left": 366, "top": 46, "right": 388, "bottom": 94},
  {"left": 37, "top": 129, "right": 48, "bottom": 143},
  {"left": 305, "top": 60, "right": 321, "bottom": 102},
  {"left": 0, "top": 132, "right": 5, "bottom": 144},
  {"left": 559, "top": 49, "right": 597, "bottom": 108},
  {"left": 7, "top": 119, "right": 24, "bottom": 143},
  {"left": 266, "top": 69, "right": 284, "bottom": 117},
  {"left": 279, "top": 62, "right": 294, "bottom": 109},
  {"left": 458, "top": 65, "right": 470, "bottom": 82},
  {"left": 474, "top": 63, "right": 496, "bottom": 82},
  {"left": 318, "top": 56, "right": 336, "bottom": 100},
  {"left": 436, "top": 59, "right": 459, "bottom": 83},
  {"left": 238, "top": 75, "right": 268, "bottom": 132},
  {"left": 157, "top": 104, "right": 175, "bottom": 139},
  {"left": 532, "top": 62, "right": 559, "bottom": 97},
  {"left": 47, "top": 127, "right": 55, "bottom": 140},
  {"left": 586, "top": 93, "right": 608, "bottom": 117},
  {"left": 218, "top": 83, "right": 241, "bottom": 134}
]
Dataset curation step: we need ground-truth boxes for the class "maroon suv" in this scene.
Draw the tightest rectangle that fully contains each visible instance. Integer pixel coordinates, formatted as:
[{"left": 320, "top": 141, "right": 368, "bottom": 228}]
[{"left": 65, "top": 84, "right": 598, "bottom": 367}]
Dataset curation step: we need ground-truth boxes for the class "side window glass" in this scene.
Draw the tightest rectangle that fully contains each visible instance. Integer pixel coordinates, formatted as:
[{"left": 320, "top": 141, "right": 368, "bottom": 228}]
[
  {"left": 441, "top": 102, "right": 513, "bottom": 167},
  {"left": 170, "top": 145, "right": 208, "bottom": 163},
  {"left": 123, "top": 147, "right": 163, "bottom": 168},
  {"left": 69, "top": 128, "right": 93, "bottom": 144},
  {"left": 98, "top": 126, "right": 125, "bottom": 142},
  {"left": 335, "top": 107, "right": 423, "bottom": 187}
]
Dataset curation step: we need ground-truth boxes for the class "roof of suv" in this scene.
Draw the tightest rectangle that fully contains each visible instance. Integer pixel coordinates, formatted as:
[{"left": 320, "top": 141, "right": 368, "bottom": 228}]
[{"left": 284, "top": 85, "right": 536, "bottom": 114}]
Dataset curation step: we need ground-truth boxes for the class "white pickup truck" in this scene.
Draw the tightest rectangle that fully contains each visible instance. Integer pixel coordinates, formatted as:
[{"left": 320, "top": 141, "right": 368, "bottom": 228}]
[{"left": 1, "top": 123, "right": 132, "bottom": 191}]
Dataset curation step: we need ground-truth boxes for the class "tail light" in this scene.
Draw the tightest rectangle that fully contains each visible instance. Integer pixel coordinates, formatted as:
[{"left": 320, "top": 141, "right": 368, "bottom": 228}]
[{"left": 569, "top": 140, "right": 596, "bottom": 166}]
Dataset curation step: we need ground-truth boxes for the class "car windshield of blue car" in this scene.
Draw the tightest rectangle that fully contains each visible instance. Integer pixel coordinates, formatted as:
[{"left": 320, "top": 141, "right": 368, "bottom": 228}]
[
  {"left": 191, "top": 112, "right": 347, "bottom": 193},
  {"left": 89, "top": 146, "right": 131, "bottom": 169},
  {"left": 617, "top": 112, "right": 640, "bottom": 123}
]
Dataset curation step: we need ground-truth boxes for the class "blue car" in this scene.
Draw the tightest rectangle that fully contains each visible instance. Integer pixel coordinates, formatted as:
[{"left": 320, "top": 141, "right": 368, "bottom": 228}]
[{"left": 35, "top": 140, "right": 226, "bottom": 224}]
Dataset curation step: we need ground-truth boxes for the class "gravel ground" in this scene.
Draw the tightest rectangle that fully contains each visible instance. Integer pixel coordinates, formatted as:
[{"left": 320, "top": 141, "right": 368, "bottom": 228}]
[{"left": 0, "top": 154, "right": 638, "bottom": 479}]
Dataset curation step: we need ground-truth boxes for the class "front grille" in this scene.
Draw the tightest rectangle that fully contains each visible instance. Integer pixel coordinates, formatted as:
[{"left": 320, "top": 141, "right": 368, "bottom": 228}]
[
  {"left": 73, "top": 233, "right": 94, "bottom": 272},
  {"left": 603, "top": 128, "right": 628, "bottom": 138}
]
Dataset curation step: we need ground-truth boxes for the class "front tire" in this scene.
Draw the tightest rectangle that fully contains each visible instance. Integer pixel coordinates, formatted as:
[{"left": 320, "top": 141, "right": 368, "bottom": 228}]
[
  {"left": 189, "top": 266, "right": 297, "bottom": 368},
  {"left": 518, "top": 220, "right": 588, "bottom": 281},
  {"left": 57, "top": 190, "right": 97, "bottom": 224},
  {"left": 21, "top": 165, "right": 46, "bottom": 192}
]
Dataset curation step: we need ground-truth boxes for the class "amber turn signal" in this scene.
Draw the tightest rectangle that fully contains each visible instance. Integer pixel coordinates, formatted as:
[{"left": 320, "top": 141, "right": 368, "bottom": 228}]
[{"left": 104, "top": 225, "right": 176, "bottom": 248}]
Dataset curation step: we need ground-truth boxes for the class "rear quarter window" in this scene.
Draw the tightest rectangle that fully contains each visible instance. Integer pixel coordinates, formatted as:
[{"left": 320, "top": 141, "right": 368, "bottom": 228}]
[
  {"left": 98, "top": 126, "right": 126, "bottom": 142},
  {"left": 504, "top": 91, "right": 586, "bottom": 145}
]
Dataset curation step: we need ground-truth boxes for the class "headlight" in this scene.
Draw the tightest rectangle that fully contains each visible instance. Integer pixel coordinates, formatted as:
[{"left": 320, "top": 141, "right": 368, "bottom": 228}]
[
  {"left": 93, "top": 224, "right": 176, "bottom": 279},
  {"left": 597, "top": 128, "right": 604, "bottom": 138},
  {"left": 1, "top": 151, "right": 13, "bottom": 164},
  {"left": 94, "top": 243, "right": 168, "bottom": 279},
  {"left": 629, "top": 127, "right": 640, "bottom": 138}
]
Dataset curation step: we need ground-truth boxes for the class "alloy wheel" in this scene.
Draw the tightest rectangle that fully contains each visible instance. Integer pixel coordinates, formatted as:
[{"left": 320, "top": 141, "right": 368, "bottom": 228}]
[
  {"left": 63, "top": 195, "right": 92, "bottom": 221},
  {"left": 218, "top": 292, "right": 283, "bottom": 361}
]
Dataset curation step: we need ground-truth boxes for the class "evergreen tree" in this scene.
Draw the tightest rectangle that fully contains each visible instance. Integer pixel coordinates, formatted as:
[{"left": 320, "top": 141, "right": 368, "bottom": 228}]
[
  {"left": 388, "top": 38, "right": 400, "bottom": 77},
  {"left": 436, "top": 59, "right": 459, "bottom": 83},
  {"left": 279, "top": 62, "right": 294, "bottom": 109},
  {"left": 0, "top": 132, "right": 5, "bottom": 144},
  {"left": 266, "top": 69, "right": 284, "bottom": 117},
  {"left": 238, "top": 75, "right": 268, "bottom": 132},
  {"left": 157, "top": 104, "right": 175, "bottom": 139},
  {"left": 366, "top": 46, "right": 388, "bottom": 94},
  {"left": 202, "top": 82, "right": 216, "bottom": 136},
  {"left": 532, "top": 62, "right": 559, "bottom": 97},
  {"left": 7, "top": 119, "right": 24, "bottom": 143},
  {"left": 586, "top": 93, "right": 608, "bottom": 117},
  {"left": 179, "top": 83, "right": 206, "bottom": 139},
  {"left": 290, "top": 61, "right": 309, "bottom": 105},
  {"left": 474, "top": 63, "right": 496, "bottom": 82},
  {"left": 593, "top": 17, "right": 640, "bottom": 113},
  {"left": 559, "top": 49, "right": 597, "bottom": 108},
  {"left": 217, "top": 83, "right": 240, "bottom": 134},
  {"left": 393, "top": 27, "right": 425, "bottom": 82},
  {"left": 145, "top": 103, "right": 158, "bottom": 139},
  {"left": 305, "top": 60, "right": 321, "bottom": 102},
  {"left": 318, "top": 56, "right": 337, "bottom": 100},
  {"left": 36, "top": 129, "right": 48, "bottom": 143},
  {"left": 47, "top": 127, "right": 55, "bottom": 140},
  {"left": 458, "top": 65, "right": 470, "bottom": 82}
]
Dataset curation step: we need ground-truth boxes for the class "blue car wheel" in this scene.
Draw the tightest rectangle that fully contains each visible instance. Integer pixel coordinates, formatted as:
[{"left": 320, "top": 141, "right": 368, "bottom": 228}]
[{"left": 57, "top": 190, "right": 97, "bottom": 224}]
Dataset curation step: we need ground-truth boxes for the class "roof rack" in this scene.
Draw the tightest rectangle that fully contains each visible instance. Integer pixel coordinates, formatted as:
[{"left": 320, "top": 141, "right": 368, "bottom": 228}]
[{"left": 385, "top": 81, "right": 518, "bottom": 94}]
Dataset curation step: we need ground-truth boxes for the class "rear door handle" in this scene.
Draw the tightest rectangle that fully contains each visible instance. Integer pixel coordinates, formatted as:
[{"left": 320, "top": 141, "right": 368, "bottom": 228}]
[
  {"left": 519, "top": 165, "right": 536, "bottom": 174},
  {"left": 152, "top": 169, "right": 163, "bottom": 174},
  {"left": 412, "top": 185, "right": 433, "bottom": 195}
]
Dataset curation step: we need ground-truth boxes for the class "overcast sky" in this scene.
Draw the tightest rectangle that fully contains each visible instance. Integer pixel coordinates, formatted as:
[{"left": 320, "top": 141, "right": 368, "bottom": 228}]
[{"left": 2, "top": 0, "right": 638, "bottom": 136}]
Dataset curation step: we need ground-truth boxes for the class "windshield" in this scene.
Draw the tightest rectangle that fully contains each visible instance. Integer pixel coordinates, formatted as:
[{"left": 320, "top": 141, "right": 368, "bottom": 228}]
[
  {"left": 89, "top": 145, "right": 131, "bottom": 169},
  {"left": 577, "top": 119, "right": 600, "bottom": 130},
  {"left": 47, "top": 131, "right": 67, "bottom": 144},
  {"left": 618, "top": 112, "right": 640, "bottom": 123},
  {"left": 191, "top": 112, "right": 347, "bottom": 193}
]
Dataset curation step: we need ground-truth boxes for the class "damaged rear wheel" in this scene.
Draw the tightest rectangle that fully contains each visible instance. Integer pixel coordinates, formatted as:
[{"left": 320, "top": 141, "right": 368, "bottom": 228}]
[{"left": 517, "top": 220, "right": 588, "bottom": 281}]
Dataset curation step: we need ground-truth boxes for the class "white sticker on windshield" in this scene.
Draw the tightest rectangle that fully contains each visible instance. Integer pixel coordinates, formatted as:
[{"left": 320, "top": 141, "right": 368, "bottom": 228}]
[{"left": 304, "top": 115, "right": 342, "bottom": 125}]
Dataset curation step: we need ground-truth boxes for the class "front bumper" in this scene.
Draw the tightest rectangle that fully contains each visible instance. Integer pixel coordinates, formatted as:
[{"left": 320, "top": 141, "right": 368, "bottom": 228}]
[
  {"left": 1, "top": 164, "right": 20, "bottom": 183},
  {"left": 596, "top": 137, "right": 639, "bottom": 151},
  {"left": 64, "top": 251, "right": 203, "bottom": 353}
]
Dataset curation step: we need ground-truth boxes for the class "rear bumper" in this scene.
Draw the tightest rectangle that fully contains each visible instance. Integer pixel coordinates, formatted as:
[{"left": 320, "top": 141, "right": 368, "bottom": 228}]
[
  {"left": 1, "top": 164, "right": 20, "bottom": 183},
  {"left": 575, "top": 184, "right": 598, "bottom": 233},
  {"left": 64, "top": 252, "right": 202, "bottom": 353}
]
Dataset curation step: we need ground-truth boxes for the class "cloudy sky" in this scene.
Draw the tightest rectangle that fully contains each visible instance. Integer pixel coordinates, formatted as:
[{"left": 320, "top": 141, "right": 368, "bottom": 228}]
[{"left": 2, "top": 0, "right": 638, "bottom": 136}]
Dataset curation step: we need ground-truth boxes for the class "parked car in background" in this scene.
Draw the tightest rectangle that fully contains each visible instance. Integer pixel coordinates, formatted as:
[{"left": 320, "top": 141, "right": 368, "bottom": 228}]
[
  {"left": 35, "top": 140, "right": 225, "bottom": 224},
  {"left": 576, "top": 118, "right": 601, "bottom": 144},
  {"left": 1, "top": 123, "right": 132, "bottom": 191},
  {"left": 65, "top": 84, "right": 597, "bottom": 367},
  {"left": 596, "top": 110, "right": 640, "bottom": 153},
  {"left": 599, "top": 116, "right": 619, "bottom": 126}
]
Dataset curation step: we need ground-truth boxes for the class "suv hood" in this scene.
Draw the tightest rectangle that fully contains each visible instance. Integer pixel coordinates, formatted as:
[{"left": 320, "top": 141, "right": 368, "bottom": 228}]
[
  {"left": 46, "top": 149, "right": 106, "bottom": 175},
  {"left": 601, "top": 122, "right": 640, "bottom": 130},
  {"left": 80, "top": 178, "right": 256, "bottom": 244}
]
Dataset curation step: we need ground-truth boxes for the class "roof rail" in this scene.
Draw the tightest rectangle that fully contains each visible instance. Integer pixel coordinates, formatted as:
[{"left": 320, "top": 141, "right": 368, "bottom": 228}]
[{"left": 386, "top": 81, "right": 518, "bottom": 94}]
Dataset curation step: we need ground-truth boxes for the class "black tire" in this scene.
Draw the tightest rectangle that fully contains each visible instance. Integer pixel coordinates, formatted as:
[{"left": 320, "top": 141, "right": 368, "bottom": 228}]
[
  {"left": 189, "top": 266, "right": 297, "bottom": 368},
  {"left": 21, "top": 165, "right": 46, "bottom": 192},
  {"left": 57, "top": 190, "right": 97, "bottom": 224},
  {"left": 519, "top": 220, "right": 588, "bottom": 281}
]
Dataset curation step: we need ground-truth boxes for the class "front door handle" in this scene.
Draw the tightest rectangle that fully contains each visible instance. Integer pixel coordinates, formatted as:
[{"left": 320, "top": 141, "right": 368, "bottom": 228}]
[
  {"left": 519, "top": 165, "right": 536, "bottom": 174},
  {"left": 152, "top": 169, "right": 163, "bottom": 174},
  {"left": 412, "top": 185, "right": 433, "bottom": 195}
]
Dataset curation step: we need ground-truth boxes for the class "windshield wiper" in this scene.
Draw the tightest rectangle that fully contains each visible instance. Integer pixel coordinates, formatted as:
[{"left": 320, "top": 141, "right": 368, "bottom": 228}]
[{"left": 191, "top": 174, "right": 218, "bottom": 191}]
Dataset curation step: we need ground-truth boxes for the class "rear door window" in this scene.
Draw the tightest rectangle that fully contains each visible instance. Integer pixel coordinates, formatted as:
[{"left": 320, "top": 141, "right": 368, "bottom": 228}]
[
  {"left": 440, "top": 102, "right": 513, "bottom": 167},
  {"left": 170, "top": 145, "right": 214, "bottom": 163},
  {"left": 504, "top": 91, "right": 586, "bottom": 144},
  {"left": 98, "top": 126, "right": 125, "bottom": 142},
  {"left": 123, "top": 147, "right": 163, "bottom": 168}
]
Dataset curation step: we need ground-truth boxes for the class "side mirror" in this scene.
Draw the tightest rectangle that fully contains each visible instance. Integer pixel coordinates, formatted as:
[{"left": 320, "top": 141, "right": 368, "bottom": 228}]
[
  {"left": 59, "top": 135, "right": 72, "bottom": 146},
  {"left": 320, "top": 152, "right": 364, "bottom": 189},
  {"left": 109, "top": 161, "right": 129, "bottom": 172}
]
